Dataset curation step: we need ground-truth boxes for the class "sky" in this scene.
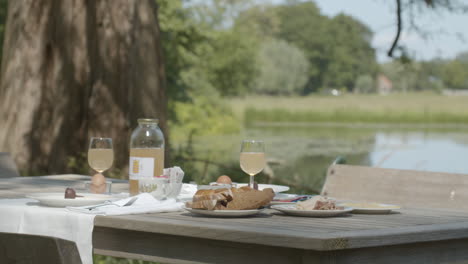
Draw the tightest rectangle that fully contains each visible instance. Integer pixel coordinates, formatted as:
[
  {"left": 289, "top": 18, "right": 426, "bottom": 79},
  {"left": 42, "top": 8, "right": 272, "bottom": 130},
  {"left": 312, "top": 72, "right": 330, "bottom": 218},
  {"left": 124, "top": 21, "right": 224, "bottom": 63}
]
[{"left": 312, "top": 0, "right": 468, "bottom": 62}]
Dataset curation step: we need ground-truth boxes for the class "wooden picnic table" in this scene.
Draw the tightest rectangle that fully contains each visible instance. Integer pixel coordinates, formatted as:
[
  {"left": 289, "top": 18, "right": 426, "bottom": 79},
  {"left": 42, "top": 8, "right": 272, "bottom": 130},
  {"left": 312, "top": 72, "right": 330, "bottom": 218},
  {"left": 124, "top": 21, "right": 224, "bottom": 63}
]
[{"left": 2, "top": 175, "right": 468, "bottom": 264}]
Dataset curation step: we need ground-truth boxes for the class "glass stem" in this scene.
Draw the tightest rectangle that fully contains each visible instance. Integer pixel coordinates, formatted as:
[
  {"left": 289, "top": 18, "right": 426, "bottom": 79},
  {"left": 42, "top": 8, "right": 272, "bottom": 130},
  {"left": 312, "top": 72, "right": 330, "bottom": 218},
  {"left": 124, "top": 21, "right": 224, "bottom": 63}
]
[{"left": 250, "top": 175, "right": 254, "bottom": 188}]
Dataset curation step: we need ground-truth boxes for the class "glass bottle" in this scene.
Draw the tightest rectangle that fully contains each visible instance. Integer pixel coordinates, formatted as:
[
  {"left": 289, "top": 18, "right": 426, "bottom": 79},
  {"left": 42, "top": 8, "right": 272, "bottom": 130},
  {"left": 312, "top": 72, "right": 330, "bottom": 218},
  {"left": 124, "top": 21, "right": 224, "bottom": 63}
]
[{"left": 129, "top": 118, "right": 165, "bottom": 196}]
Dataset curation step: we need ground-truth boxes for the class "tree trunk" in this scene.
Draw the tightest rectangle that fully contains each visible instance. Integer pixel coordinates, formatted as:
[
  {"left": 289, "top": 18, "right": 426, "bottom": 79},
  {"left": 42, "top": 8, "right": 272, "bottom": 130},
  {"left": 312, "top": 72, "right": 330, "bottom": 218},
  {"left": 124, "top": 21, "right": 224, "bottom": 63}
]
[{"left": 0, "top": 0, "right": 168, "bottom": 176}]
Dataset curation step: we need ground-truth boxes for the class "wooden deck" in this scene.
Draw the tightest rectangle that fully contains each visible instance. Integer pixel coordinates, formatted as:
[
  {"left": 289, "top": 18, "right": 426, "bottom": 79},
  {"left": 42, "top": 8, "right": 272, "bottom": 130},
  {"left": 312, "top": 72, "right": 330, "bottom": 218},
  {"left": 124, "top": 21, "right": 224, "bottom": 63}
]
[{"left": 2, "top": 175, "right": 468, "bottom": 263}]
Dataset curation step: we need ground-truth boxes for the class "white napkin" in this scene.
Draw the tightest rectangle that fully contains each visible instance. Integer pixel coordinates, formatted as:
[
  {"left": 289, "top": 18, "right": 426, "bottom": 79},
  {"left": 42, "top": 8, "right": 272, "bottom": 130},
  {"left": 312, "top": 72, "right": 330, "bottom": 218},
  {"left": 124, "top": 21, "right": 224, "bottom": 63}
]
[
  {"left": 67, "top": 193, "right": 184, "bottom": 215},
  {"left": 164, "top": 166, "right": 185, "bottom": 183},
  {"left": 0, "top": 198, "right": 95, "bottom": 264},
  {"left": 178, "top": 183, "right": 198, "bottom": 201}
]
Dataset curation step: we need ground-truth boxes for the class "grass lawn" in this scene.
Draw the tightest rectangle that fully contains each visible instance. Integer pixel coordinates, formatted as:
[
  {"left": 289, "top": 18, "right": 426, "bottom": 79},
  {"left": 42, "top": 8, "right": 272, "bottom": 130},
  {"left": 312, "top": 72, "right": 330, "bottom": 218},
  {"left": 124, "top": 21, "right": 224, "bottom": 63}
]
[{"left": 228, "top": 93, "right": 468, "bottom": 125}]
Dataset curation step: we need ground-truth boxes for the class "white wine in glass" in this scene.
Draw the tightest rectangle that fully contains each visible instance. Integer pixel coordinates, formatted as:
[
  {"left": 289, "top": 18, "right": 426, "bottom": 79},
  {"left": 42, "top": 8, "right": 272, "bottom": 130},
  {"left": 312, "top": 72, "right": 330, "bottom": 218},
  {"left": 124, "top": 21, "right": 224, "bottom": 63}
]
[
  {"left": 240, "top": 140, "right": 265, "bottom": 188},
  {"left": 88, "top": 137, "right": 114, "bottom": 174}
]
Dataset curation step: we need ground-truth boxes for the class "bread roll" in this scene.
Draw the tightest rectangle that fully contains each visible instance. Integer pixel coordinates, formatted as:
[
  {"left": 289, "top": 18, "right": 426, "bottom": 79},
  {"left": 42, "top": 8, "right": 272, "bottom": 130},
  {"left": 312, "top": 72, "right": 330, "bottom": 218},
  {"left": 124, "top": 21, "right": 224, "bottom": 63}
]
[
  {"left": 224, "top": 188, "right": 274, "bottom": 210},
  {"left": 192, "top": 188, "right": 232, "bottom": 203},
  {"left": 188, "top": 199, "right": 219, "bottom": 210}
]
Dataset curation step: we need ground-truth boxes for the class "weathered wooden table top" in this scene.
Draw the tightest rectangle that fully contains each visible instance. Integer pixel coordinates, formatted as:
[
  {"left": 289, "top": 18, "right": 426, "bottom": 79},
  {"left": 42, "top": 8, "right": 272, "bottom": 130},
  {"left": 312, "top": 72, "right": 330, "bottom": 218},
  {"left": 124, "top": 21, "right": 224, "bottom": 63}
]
[
  {"left": 94, "top": 207, "right": 468, "bottom": 251},
  {"left": 2, "top": 175, "right": 468, "bottom": 252}
]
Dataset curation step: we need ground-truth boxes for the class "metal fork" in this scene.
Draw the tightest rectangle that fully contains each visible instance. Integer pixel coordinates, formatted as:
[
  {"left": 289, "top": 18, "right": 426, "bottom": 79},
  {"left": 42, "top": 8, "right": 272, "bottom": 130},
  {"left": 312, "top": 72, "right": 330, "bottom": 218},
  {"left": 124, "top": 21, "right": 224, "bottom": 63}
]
[{"left": 85, "top": 196, "right": 138, "bottom": 211}]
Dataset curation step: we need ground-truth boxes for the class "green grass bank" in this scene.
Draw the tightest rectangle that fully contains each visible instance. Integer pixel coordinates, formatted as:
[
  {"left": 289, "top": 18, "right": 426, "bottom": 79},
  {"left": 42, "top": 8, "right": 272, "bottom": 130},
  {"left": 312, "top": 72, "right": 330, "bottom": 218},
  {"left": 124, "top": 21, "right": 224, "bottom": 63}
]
[{"left": 228, "top": 93, "right": 468, "bottom": 126}]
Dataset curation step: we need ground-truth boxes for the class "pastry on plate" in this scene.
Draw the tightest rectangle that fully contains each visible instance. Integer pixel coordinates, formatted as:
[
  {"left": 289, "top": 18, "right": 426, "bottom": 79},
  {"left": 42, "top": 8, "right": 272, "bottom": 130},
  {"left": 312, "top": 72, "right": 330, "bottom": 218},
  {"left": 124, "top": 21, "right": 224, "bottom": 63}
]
[
  {"left": 186, "top": 186, "right": 274, "bottom": 210},
  {"left": 296, "top": 196, "right": 343, "bottom": 210}
]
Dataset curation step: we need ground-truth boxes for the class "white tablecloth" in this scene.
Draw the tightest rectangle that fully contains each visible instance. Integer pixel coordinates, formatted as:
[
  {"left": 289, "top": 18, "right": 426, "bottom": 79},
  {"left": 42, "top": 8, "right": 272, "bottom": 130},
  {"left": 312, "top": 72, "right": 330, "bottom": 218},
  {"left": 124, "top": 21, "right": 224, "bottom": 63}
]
[
  {"left": 68, "top": 193, "right": 184, "bottom": 215},
  {"left": 0, "top": 184, "right": 197, "bottom": 263},
  {"left": 0, "top": 199, "right": 95, "bottom": 264}
]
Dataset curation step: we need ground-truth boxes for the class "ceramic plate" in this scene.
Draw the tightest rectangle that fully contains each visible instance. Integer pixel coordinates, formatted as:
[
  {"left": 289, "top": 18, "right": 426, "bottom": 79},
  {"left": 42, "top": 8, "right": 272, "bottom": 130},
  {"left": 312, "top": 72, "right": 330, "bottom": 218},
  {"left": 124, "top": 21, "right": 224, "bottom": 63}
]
[
  {"left": 183, "top": 206, "right": 263, "bottom": 217},
  {"left": 236, "top": 184, "right": 290, "bottom": 193},
  {"left": 271, "top": 204, "right": 353, "bottom": 217},
  {"left": 270, "top": 193, "right": 304, "bottom": 205},
  {"left": 339, "top": 202, "right": 401, "bottom": 214},
  {"left": 270, "top": 201, "right": 296, "bottom": 205},
  {"left": 26, "top": 193, "right": 118, "bottom": 207},
  {"left": 274, "top": 193, "right": 299, "bottom": 200}
]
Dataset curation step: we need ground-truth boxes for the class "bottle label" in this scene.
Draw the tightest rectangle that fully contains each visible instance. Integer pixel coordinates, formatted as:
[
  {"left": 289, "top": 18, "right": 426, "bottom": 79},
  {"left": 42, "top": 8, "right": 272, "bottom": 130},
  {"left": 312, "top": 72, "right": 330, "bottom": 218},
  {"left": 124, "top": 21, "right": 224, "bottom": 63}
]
[{"left": 129, "top": 157, "right": 154, "bottom": 178}]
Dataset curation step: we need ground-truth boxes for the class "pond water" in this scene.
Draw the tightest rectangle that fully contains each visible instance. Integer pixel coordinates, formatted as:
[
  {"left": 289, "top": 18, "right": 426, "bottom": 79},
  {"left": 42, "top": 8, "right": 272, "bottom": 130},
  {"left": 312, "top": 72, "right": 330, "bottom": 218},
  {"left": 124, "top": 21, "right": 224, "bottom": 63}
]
[
  {"left": 183, "top": 125, "right": 468, "bottom": 194},
  {"left": 371, "top": 132, "right": 468, "bottom": 174}
]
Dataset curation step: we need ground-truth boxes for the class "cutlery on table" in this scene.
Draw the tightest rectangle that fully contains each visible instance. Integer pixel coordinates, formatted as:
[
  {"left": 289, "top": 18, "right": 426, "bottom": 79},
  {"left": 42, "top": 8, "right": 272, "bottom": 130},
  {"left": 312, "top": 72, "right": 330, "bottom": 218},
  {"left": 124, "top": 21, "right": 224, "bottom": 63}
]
[{"left": 83, "top": 196, "right": 138, "bottom": 211}]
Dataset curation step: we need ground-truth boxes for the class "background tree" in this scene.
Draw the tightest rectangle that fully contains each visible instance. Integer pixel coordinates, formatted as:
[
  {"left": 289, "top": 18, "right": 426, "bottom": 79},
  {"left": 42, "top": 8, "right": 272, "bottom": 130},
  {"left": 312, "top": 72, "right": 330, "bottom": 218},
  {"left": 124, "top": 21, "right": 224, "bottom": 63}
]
[
  {"left": 456, "top": 51, "right": 468, "bottom": 63},
  {"left": 0, "top": 0, "right": 167, "bottom": 175},
  {"left": 323, "top": 14, "right": 377, "bottom": 91},
  {"left": 254, "top": 39, "right": 309, "bottom": 95},
  {"left": 441, "top": 60, "right": 468, "bottom": 89},
  {"left": 205, "top": 29, "right": 258, "bottom": 96},
  {"left": 243, "top": 1, "right": 378, "bottom": 93},
  {"left": 275, "top": 1, "right": 328, "bottom": 93},
  {"left": 354, "top": 75, "right": 375, "bottom": 94},
  {"left": 159, "top": 0, "right": 258, "bottom": 98},
  {"left": 157, "top": 0, "right": 243, "bottom": 143},
  {"left": 234, "top": 3, "right": 280, "bottom": 40}
]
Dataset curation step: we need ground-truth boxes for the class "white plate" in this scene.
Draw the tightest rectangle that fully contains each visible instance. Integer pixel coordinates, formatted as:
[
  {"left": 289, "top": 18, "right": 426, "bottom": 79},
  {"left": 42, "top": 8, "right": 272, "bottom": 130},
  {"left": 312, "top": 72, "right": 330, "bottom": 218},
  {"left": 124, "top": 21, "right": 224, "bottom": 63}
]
[
  {"left": 339, "top": 202, "right": 401, "bottom": 214},
  {"left": 270, "top": 201, "right": 296, "bottom": 205},
  {"left": 26, "top": 193, "right": 119, "bottom": 207},
  {"left": 271, "top": 204, "right": 353, "bottom": 217},
  {"left": 274, "top": 193, "right": 299, "bottom": 200},
  {"left": 183, "top": 206, "right": 263, "bottom": 217},
  {"left": 236, "top": 184, "right": 290, "bottom": 193},
  {"left": 270, "top": 193, "right": 304, "bottom": 205}
]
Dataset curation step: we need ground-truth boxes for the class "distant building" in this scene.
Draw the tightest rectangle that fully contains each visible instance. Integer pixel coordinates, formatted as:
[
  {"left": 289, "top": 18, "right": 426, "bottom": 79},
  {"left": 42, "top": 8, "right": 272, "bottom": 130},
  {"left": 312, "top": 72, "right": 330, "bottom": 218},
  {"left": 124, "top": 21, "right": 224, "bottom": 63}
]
[{"left": 377, "top": 74, "right": 393, "bottom": 95}]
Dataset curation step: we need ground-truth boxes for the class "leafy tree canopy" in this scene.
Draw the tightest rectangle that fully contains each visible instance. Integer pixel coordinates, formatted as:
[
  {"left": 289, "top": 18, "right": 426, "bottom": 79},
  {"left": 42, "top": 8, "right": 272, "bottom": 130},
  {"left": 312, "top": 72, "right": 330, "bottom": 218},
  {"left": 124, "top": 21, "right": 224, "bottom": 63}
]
[
  {"left": 254, "top": 39, "right": 309, "bottom": 95},
  {"left": 236, "top": 1, "right": 378, "bottom": 93}
]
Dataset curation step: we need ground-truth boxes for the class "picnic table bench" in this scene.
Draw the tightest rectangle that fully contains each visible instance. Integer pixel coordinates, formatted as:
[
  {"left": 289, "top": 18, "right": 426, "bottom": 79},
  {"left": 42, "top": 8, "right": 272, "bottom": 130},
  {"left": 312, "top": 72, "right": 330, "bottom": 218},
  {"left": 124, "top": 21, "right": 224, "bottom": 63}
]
[{"left": 1, "top": 165, "right": 468, "bottom": 263}]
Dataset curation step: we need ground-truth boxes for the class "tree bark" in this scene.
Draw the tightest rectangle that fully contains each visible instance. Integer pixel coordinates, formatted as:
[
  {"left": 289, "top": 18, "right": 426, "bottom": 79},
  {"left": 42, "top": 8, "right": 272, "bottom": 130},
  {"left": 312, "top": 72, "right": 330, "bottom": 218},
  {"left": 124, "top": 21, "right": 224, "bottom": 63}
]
[{"left": 0, "top": 0, "right": 168, "bottom": 176}]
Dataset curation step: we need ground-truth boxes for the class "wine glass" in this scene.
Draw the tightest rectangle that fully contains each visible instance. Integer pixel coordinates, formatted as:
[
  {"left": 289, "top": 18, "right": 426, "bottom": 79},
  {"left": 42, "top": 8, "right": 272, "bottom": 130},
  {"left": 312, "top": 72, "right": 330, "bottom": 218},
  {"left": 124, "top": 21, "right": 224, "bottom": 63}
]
[
  {"left": 240, "top": 140, "right": 265, "bottom": 188},
  {"left": 88, "top": 137, "right": 114, "bottom": 174}
]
